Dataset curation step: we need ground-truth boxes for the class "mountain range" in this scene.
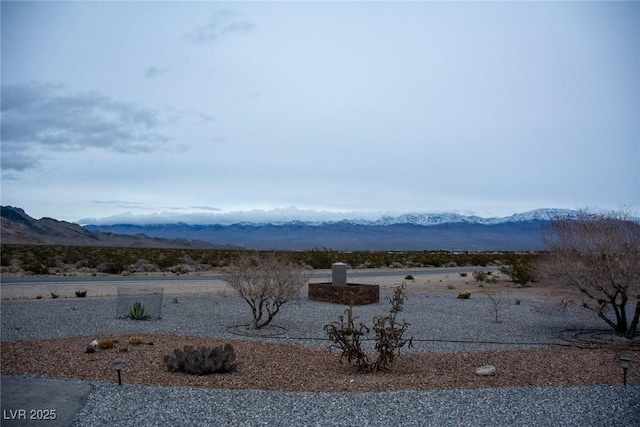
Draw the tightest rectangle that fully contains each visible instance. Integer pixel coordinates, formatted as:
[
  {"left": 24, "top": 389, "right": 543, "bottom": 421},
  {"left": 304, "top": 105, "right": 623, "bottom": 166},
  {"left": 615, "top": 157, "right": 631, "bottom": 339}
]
[
  {"left": 81, "top": 208, "right": 580, "bottom": 251},
  {"left": 2, "top": 206, "right": 581, "bottom": 251},
  {"left": 0, "top": 206, "right": 231, "bottom": 249}
]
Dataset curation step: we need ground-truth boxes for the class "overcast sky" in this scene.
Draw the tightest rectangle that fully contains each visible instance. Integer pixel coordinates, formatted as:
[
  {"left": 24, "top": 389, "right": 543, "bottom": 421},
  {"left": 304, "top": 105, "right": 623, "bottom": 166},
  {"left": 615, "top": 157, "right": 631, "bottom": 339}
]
[{"left": 1, "top": 1, "right": 638, "bottom": 224}]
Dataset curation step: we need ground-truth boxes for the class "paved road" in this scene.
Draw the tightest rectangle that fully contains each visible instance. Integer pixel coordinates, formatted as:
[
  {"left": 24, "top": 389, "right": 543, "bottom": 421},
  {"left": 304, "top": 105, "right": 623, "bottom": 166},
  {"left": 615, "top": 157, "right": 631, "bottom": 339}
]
[{"left": 0, "top": 266, "right": 497, "bottom": 287}]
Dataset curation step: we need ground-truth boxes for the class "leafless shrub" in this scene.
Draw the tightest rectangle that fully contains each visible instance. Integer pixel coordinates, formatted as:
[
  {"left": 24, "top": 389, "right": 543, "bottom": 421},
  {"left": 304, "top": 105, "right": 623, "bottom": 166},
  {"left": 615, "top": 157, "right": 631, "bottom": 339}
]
[
  {"left": 324, "top": 283, "right": 413, "bottom": 373},
  {"left": 223, "top": 252, "right": 311, "bottom": 329},
  {"left": 535, "top": 209, "right": 640, "bottom": 338},
  {"left": 481, "top": 287, "right": 504, "bottom": 323}
]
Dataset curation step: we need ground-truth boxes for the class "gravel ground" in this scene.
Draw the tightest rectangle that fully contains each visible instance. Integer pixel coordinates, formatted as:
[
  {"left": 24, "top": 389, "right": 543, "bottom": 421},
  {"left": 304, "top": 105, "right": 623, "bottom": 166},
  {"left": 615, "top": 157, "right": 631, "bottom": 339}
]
[
  {"left": 0, "top": 291, "right": 606, "bottom": 351},
  {"left": 2, "top": 290, "right": 639, "bottom": 426},
  {"left": 70, "top": 382, "right": 638, "bottom": 427}
]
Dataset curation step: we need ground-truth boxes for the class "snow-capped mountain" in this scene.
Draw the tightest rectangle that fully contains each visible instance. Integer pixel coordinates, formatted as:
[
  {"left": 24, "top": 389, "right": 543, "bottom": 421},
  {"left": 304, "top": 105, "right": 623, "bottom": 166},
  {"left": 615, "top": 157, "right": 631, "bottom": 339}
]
[
  {"left": 83, "top": 208, "right": 581, "bottom": 251},
  {"left": 263, "top": 208, "right": 579, "bottom": 227}
]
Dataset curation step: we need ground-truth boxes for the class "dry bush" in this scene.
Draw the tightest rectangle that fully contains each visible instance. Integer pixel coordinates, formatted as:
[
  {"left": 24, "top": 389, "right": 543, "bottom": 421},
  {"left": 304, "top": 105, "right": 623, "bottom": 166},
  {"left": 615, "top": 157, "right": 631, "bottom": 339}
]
[
  {"left": 98, "top": 339, "right": 115, "bottom": 350},
  {"left": 128, "top": 335, "right": 146, "bottom": 346},
  {"left": 223, "top": 252, "right": 312, "bottom": 329},
  {"left": 535, "top": 209, "right": 640, "bottom": 338}
]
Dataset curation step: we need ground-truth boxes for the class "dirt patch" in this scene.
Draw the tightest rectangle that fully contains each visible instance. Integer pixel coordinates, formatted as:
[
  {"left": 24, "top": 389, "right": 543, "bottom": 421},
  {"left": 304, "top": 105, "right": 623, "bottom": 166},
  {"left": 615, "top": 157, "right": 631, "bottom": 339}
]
[{"left": 2, "top": 334, "right": 638, "bottom": 391}]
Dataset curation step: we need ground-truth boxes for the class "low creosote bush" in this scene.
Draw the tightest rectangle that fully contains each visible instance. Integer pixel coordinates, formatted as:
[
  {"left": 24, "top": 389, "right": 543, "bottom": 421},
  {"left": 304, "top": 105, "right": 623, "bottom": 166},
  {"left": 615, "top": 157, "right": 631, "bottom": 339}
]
[
  {"left": 127, "top": 302, "right": 151, "bottom": 320},
  {"left": 128, "top": 335, "right": 146, "bottom": 345},
  {"left": 324, "top": 283, "right": 413, "bottom": 373},
  {"left": 98, "top": 339, "right": 115, "bottom": 350},
  {"left": 457, "top": 290, "right": 471, "bottom": 299},
  {"left": 75, "top": 290, "right": 87, "bottom": 298},
  {"left": 472, "top": 270, "right": 488, "bottom": 282},
  {"left": 50, "top": 292, "right": 59, "bottom": 299}
]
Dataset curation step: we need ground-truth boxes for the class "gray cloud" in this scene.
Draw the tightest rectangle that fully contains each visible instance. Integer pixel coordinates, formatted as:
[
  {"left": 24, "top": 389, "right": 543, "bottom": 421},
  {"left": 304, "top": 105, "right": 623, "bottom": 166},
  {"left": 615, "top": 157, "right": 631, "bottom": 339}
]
[
  {"left": 92, "top": 200, "right": 153, "bottom": 210},
  {"left": 188, "top": 206, "right": 222, "bottom": 212},
  {"left": 144, "top": 65, "right": 169, "bottom": 79},
  {"left": 1, "top": 82, "right": 169, "bottom": 172},
  {"left": 184, "top": 10, "right": 255, "bottom": 45}
]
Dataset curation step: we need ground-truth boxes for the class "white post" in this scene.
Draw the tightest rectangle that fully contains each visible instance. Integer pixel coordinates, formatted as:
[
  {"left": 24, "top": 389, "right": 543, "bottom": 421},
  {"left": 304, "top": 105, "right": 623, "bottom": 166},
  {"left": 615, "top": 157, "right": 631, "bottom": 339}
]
[{"left": 331, "top": 262, "right": 347, "bottom": 286}]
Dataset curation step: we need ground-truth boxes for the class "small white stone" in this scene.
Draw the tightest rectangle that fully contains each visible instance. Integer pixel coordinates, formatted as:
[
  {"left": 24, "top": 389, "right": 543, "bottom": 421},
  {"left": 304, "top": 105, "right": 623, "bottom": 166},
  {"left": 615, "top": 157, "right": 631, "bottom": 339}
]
[{"left": 475, "top": 365, "right": 496, "bottom": 376}]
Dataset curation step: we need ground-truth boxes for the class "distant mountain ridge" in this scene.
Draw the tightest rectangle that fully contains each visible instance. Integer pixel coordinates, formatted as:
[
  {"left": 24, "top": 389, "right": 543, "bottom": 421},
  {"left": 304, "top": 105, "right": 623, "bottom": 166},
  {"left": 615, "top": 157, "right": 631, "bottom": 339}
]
[
  {"left": 270, "top": 208, "right": 579, "bottom": 227},
  {"left": 0, "top": 206, "right": 232, "bottom": 249},
  {"left": 1, "top": 206, "right": 583, "bottom": 251},
  {"left": 83, "top": 208, "right": 581, "bottom": 251}
]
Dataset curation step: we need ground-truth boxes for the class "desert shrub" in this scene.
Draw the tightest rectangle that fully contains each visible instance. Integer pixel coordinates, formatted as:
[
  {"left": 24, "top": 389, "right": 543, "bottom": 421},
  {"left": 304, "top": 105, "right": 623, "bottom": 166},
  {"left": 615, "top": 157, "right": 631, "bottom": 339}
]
[
  {"left": 323, "top": 305, "right": 371, "bottom": 371},
  {"left": 1, "top": 253, "right": 11, "bottom": 267},
  {"left": 99, "top": 262, "right": 127, "bottom": 275},
  {"left": 324, "top": 283, "right": 413, "bottom": 373},
  {"left": 98, "top": 339, "right": 115, "bottom": 350},
  {"left": 304, "top": 248, "right": 339, "bottom": 269},
  {"left": 484, "top": 275, "right": 498, "bottom": 284},
  {"left": 535, "top": 210, "right": 640, "bottom": 338},
  {"left": 499, "top": 256, "right": 535, "bottom": 285},
  {"left": 457, "top": 290, "right": 471, "bottom": 299},
  {"left": 459, "top": 272, "right": 467, "bottom": 277},
  {"left": 404, "top": 274, "right": 414, "bottom": 280},
  {"left": 472, "top": 270, "right": 488, "bottom": 282},
  {"left": 481, "top": 287, "right": 504, "bottom": 323},
  {"left": 128, "top": 335, "right": 146, "bottom": 345},
  {"left": 50, "top": 292, "right": 59, "bottom": 299},
  {"left": 23, "top": 261, "right": 49, "bottom": 275},
  {"left": 224, "top": 252, "right": 311, "bottom": 329},
  {"left": 75, "top": 290, "right": 87, "bottom": 298},
  {"left": 126, "top": 302, "right": 150, "bottom": 320}
]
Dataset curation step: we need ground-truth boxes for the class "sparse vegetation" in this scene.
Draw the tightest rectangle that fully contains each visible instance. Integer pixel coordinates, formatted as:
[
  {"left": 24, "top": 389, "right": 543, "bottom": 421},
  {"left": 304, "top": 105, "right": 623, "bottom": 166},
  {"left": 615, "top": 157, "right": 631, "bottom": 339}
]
[
  {"left": 499, "top": 254, "right": 536, "bottom": 285},
  {"left": 127, "top": 302, "right": 151, "bottom": 321},
  {"left": 50, "top": 292, "right": 59, "bottom": 299},
  {"left": 324, "top": 283, "right": 413, "bottom": 373},
  {"left": 223, "top": 252, "right": 312, "bottom": 329},
  {"left": 482, "top": 287, "right": 504, "bottom": 323},
  {"left": 535, "top": 209, "right": 640, "bottom": 338},
  {"left": 457, "top": 290, "right": 471, "bottom": 299},
  {"left": 98, "top": 339, "right": 115, "bottom": 350},
  {"left": 75, "top": 290, "right": 87, "bottom": 298},
  {"left": 0, "top": 244, "right": 541, "bottom": 276},
  {"left": 128, "top": 335, "right": 146, "bottom": 345}
]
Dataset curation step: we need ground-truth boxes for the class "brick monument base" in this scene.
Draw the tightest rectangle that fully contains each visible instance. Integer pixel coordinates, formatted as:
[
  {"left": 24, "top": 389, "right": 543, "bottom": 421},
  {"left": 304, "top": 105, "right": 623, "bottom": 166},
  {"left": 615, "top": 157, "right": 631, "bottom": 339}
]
[{"left": 308, "top": 282, "right": 380, "bottom": 305}]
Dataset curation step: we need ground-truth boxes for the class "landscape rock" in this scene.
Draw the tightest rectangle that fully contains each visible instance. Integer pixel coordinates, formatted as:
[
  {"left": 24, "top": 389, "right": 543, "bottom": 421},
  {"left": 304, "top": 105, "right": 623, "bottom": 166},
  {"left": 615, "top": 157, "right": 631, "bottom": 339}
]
[
  {"left": 475, "top": 365, "right": 496, "bottom": 376},
  {"left": 85, "top": 340, "right": 99, "bottom": 353}
]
